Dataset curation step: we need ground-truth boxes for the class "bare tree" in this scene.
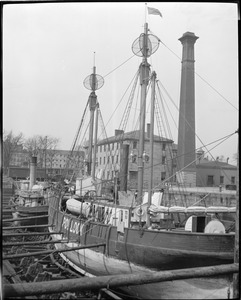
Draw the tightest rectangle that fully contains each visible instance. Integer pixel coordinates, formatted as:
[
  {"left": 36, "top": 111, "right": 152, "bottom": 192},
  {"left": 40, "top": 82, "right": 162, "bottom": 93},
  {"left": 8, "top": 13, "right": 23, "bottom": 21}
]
[
  {"left": 23, "top": 135, "right": 59, "bottom": 168},
  {"left": 3, "top": 130, "right": 24, "bottom": 174}
]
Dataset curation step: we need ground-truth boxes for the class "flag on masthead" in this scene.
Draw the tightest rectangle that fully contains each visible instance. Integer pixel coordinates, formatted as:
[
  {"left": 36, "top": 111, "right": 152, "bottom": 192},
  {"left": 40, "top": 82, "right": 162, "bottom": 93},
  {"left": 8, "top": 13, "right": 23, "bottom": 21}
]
[{"left": 147, "top": 7, "right": 162, "bottom": 17}]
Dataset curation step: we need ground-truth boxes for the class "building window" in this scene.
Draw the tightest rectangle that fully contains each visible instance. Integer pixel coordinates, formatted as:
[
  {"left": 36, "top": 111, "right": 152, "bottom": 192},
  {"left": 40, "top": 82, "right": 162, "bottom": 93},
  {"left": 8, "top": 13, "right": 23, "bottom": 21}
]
[
  {"left": 100, "top": 157, "right": 102, "bottom": 165},
  {"left": 220, "top": 176, "right": 224, "bottom": 185},
  {"left": 161, "top": 172, "right": 166, "bottom": 181},
  {"left": 231, "top": 176, "right": 235, "bottom": 184},
  {"left": 107, "top": 156, "right": 110, "bottom": 163},
  {"left": 133, "top": 141, "right": 137, "bottom": 149},
  {"left": 207, "top": 175, "right": 214, "bottom": 186},
  {"left": 162, "top": 143, "right": 166, "bottom": 151},
  {"left": 104, "top": 157, "right": 106, "bottom": 164},
  {"left": 162, "top": 156, "right": 166, "bottom": 165},
  {"left": 100, "top": 145, "right": 102, "bottom": 153},
  {"left": 104, "top": 145, "right": 106, "bottom": 151},
  {"left": 116, "top": 155, "right": 119, "bottom": 163},
  {"left": 112, "top": 143, "right": 114, "bottom": 150},
  {"left": 112, "top": 156, "right": 114, "bottom": 164},
  {"left": 117, "top": 143, "right": 119, "bottom": 149}
]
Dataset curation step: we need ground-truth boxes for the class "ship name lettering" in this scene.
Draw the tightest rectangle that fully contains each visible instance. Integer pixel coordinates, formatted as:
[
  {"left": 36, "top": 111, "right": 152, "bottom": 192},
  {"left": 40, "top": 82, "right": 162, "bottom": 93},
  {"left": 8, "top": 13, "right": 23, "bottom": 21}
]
[{"left": 70, "top": 221, "right": 80, "bottom": 235}]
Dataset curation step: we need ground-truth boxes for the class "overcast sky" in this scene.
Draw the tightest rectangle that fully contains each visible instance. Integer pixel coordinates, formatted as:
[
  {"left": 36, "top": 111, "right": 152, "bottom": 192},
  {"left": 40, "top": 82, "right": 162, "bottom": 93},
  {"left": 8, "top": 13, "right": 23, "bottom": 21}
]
[{"left": 3, "top": 2, "right": 239, "bottom": 164}]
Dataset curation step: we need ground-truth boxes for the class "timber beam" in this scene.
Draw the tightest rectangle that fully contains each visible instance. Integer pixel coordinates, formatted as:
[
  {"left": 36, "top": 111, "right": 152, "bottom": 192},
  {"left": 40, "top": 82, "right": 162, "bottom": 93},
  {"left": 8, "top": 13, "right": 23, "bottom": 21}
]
[
  {"left": 3, "top": 263, "right": 239, "bottom": 297},
  {"left": 3, "top": 231, "right": 62, "bottom": 237},
  {"left": 3, "top": 224, "right": 53, "bottom": 230},
  {"left": 3, "top": 243, "right": 106, "bottom": 260},
  {"left": 3, "top": 215, "right": 49, "bottom": 222},
  {"left": 3, "top": 239, "right": 78, "bottom": 247}
]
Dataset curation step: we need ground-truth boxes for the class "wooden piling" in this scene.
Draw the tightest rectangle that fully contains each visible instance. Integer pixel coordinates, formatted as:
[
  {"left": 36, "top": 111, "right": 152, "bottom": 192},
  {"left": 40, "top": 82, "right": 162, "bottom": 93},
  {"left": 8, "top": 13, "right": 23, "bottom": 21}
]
[
  {"left": 3, "top": 243, "right": 106, "bottom": 260},
  {"left": 3, "top": 263, "right": 239, "bottom": 297}
]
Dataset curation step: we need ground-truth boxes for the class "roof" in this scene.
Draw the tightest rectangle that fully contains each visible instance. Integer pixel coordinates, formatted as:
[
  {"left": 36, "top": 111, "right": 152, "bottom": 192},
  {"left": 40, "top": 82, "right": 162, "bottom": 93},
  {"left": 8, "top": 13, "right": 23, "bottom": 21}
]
[
  {"left": 97, "top": 130, "right": 173, "bottom": 146},
  {"left": 196, "top": 160, "right": 237, "bottom": 170}
]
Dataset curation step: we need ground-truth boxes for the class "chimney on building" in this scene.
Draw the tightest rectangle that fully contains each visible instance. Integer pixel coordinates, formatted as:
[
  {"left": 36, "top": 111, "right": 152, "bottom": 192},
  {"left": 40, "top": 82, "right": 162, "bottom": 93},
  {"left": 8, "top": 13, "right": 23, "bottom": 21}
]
[{"left": 176, "top": 32, "right": 199, "bottom": 186}]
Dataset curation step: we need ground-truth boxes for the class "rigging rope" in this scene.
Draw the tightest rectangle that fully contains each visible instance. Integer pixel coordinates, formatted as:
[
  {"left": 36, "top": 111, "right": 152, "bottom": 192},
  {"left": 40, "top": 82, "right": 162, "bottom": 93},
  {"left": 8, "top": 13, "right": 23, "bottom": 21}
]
[
  {"left": 103, "top": 54, "right": 136, "bottom": 78},
  {"left": 159, "top": 39, "right": 238, "bottom": 112}
]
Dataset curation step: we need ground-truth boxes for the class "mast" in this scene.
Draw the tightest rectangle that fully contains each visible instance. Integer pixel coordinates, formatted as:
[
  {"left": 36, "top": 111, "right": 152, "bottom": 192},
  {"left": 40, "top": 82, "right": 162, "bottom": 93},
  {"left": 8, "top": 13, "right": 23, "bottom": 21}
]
[
  {"left": 83, "top": 56, "right": 104, "bottom": 177},
  {"left": 87, "top": 66, "right": 97, "bottom": 176},
  {"left": 147, "top": 71, "right": 156, "bottom": 227},
  {"left": 137, "top": 23, "right": 150, "bottom": 205},
  {"left": 131, "top": 23, "right": 159, "bottom": 206},
  {"left": 92, "top": 102, "right": 99, "bottom": 180}
]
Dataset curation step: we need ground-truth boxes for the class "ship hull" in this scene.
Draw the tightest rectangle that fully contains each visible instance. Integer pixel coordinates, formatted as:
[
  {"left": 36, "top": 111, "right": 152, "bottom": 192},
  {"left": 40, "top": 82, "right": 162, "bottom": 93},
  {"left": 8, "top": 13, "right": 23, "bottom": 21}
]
[
  {"left": 50, "top": 234, "right": 232, "bottom": 299},
  {"left": 49, "top": 194, "right": 234, "bottom": 299}
]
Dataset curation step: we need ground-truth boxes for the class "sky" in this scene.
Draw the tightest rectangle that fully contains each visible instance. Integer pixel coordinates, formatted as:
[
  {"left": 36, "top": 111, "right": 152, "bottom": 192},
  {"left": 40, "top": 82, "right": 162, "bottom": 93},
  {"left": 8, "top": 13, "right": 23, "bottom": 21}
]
[{"left": 3, "top": 2, "right": 239, "bottom": 165}]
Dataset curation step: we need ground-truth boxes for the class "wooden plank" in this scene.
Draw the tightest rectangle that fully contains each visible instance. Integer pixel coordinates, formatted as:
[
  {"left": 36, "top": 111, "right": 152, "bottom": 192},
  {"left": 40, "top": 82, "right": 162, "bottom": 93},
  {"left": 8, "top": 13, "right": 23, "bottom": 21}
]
[
  {"left": 3, "top": 263, "right": 238, "bottom": 297},
  {"left": 3, "top": 224, "right": 53, "bottom": 230},
  {"left": 3, "top": 231, "right": 61, "bottom": 237},
  {"left": 3, "top": 243, "right": 106, "bottom": 259},
  {"left": 3, "top": 239, "right": 77, "bottom": 247},
  {"left": 3, "top": 214, "right": 49, "bottom": 222}
]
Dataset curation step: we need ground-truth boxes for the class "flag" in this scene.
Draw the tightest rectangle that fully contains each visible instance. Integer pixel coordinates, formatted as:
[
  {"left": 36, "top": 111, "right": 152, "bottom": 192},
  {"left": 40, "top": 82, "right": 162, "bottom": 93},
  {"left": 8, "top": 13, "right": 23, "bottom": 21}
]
[{"left": 147, "top": 7, "right": 162, "bottom": 17}]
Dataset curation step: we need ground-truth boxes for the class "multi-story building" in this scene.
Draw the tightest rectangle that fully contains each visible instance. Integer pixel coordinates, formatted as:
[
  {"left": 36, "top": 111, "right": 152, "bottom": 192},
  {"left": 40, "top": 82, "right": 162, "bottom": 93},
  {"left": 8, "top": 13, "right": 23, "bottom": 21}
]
[
  {"left": 10, "top": 145, "right": 29, "bottom": 167},
  {"left": 86, "top": 128, "right": 174, "bottom": 191},
  {"left": 196, "top": 149, "right": 237, "bottom": 188},
  {"left": 8, "top": 148, "right": 84, "bottom": 181}
]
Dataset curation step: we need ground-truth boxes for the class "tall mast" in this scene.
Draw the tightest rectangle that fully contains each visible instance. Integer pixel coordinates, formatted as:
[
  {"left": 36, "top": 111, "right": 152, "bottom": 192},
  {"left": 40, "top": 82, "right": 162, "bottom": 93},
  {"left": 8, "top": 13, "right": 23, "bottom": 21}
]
[
  {"left": 147, "top": 71, "right": 156, "bottom": 227},
  {"left": 83, "top": 55, "right": 104, "bottom": 177},
  {"left": 87, "top": 66, "right": 97, "bottom": 176},
  {"left": 92, "top": 102, "right": 99, "bottom": 180},
  {"left": 131, "top": 23, "right": 159, "bottom": 205},
  {"left": 137, "top": 23, "right": 150, "bottom": 205}
]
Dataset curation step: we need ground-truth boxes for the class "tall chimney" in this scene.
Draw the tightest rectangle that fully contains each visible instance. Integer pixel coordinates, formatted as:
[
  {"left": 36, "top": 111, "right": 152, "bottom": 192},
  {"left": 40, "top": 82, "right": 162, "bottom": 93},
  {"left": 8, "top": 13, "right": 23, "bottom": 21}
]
[
  {"left": 176, "top": 32, "right": 198, "bottom": 187},
  {"left": 119, "top": 144, "right": 129, "bottom": 191},
  {"left": 29, "top": 156, "right": 37, "bottom": 189}
]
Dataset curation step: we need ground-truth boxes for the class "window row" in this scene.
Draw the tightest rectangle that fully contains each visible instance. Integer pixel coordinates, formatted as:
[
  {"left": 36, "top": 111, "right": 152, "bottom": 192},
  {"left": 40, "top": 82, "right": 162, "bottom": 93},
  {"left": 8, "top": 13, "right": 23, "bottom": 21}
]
[{"left": 99, "top": 155, "right": 119, "bottom": 165}]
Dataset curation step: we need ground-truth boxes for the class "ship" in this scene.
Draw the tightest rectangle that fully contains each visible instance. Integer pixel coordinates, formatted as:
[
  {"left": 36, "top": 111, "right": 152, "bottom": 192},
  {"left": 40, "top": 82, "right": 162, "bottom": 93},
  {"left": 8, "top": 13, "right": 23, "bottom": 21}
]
[
  {"left": 48, "top": 17, "right": 236, "bottom": 299},
  {"left": 10, "top": 157, "right": 54, "bottom": 229}
]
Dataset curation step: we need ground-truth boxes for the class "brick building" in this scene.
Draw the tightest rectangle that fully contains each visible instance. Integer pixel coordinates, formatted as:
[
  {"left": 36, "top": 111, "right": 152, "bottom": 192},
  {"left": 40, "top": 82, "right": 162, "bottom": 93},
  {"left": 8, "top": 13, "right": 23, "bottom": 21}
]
[{"left": 86, "top": 128, "right": 175, "bottom": 191}]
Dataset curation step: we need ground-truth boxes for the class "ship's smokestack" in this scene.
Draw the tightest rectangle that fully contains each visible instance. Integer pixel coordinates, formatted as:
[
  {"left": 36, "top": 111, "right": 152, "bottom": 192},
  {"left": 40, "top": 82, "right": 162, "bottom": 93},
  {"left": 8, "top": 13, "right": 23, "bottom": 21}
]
[
  {"left": 29, "top": 156, "right": 37, "bottom": 189},
  {"left": 119, "top": 144, "right": 129, "bottom": 191}
]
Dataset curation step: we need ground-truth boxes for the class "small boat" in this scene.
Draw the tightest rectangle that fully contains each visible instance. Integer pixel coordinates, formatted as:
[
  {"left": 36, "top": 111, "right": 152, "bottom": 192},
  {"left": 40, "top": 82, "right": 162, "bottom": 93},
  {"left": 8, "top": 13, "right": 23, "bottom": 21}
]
[
  {"left": 10, "top": 158, "right": 54, "bottom": 229},
  {"left": 49, "top": 15, "right": 236, "bottom": 299}
]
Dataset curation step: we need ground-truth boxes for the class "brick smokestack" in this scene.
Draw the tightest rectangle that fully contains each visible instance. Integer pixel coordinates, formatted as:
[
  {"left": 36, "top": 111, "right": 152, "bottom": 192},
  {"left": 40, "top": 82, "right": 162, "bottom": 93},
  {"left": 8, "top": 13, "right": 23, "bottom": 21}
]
[{"left": 176, "top": 32, "right": 198, "bottom": 186}]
